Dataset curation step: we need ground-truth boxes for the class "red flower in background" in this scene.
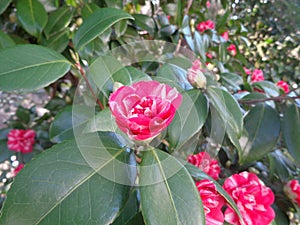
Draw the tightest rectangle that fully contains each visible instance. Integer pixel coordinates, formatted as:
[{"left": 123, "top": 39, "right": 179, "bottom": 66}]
[
  {"left": 223, "top": 172, "right": 275, "bottom": 225},
  {"left": 284, "top": 180, "right": 300, "bottom": 207},
  {"left": 276, "top": 80, "right": 290, "bottom": 93},
  {"left": 221, "top": 31, "right": 229, "bottom": 41},
  {"left": 109, "top": 81, "right": 182, "bottom": 141},
  {"left": 196, "top": 180, "right": 225, "bottom": 225},
  {"left": 206, "top": 52, "right": 213, "bottom": 59},
  {"left": 244, "top": 67, "right": 252, "bottom": 75},
  {"left": 251, "top": 69, "right": 264, "bottom": 82},
  {"left": 196, "top": 20, "right": 215, "bottom": 33},
  {"left": 7, "top": 129, "right": 36, "bottom": 154},
  {"left": 187, "top": 152, "right": 220, "bottom": 180},
  {"left": 13, "top": 164, "right": 24, "bottom": 177},
  {"left": 206, "top": 1, "right": 211, "bottom": 8},
  {"left": 227, "top": 44, "right": 237, "bottom": 56}
]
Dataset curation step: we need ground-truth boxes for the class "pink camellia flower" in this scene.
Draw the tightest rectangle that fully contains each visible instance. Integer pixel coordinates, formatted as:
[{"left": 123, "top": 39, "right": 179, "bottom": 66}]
[
  {"left": 223, "top": 171, "right": 275, "bottom": 225},
  {"left": 244, "top": 67, "right": 252, "bottom": 75},
  {"left": 187, "top": 152, "right": 221, "bottom": 180},
  {"left": 276, "top": 80, "right": 289, "bottom": 93},
  {"left": 251, "top": 69, "right": 264, "bottom": 82},
  {"left": 227, "top": 44, "right": 237, "bottom": 56},
  {"left": 109, "top": 80, "right": 182, "bottom": 141},
  {"left": 196, "top": 20, "right": 215, "bottom": 33},
  {"left": 221, "top": 31, "right": 229, "bottom": 41},
  {"left": 7, "top": 129, "right": 36, "bottom": 154},
  {"left": 196, "top": 179, "right": 225, "bottom": 225},
  {"left": 284, "top": 180, "right": 300, "bottom": 207}
]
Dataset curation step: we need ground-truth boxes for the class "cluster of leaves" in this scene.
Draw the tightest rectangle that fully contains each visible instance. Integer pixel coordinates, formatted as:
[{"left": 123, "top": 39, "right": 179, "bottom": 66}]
[{"left": 0, "top": 0, "right": 299, "bottom": 224}]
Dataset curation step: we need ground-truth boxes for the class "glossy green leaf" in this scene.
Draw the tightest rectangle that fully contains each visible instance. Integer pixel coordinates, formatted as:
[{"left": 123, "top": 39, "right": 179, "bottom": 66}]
[
  {"left": 282, "top": 104, "right": 300, "bottom": 166},
  {"left": 84, "top": 108, "right": 118, "bottom": 133},
  {"left": 253, "top": 81, "right": 279, "bottom": 97},
  {"left": 44, "top": 6, "right": 73, "bottom": 38},
  {"left": 41, "top": 30, "right": 69, "bottom": 52},
  {"left": 140, "top": 149, "right": 205, "bottom": 225},
  {"left": 81, "top": 3, "right": 99, "bottom": 19},
  {"left": 207, "top": 87, "right": 243, "bottom": 138},
  {"left": 0, "top": 134, "right": 134, "bottom": 225},
  {"left": 216, "top": 9, "right": 230, "bottom": 30},
  {"left": 73, "top": 8, "right": 133, "bottom": 50},
  {"left": 194, "top": 31, "right": 206, "bottom": 60},
  {"left": 0, "top": 30, "right": 15, "bottom": 49},
  {"left": 220, "top": 72, "right": 243, "bottom": 91},
  {"left": 111, "top": 189, "right": 140, "bottom": 225},
  {"left": 239, "top": 104, "right": 280, "bottom": 164},
  {"left": 132, "top": 14, "right": 156, "bottom": 37},
  {"left": 185, "top": 162, "right": 245, "bottom": 225},
  {"left": 181, "top": 15, "right": 194, "bottom": 51},
  {"left": 114, "top": 20, "right": 128, "bottom": 38},
  {"left": 0, "top": 0, "right": 11, "bottom": 15},
  {"left": 49, "top": 105, "right": 90, "bottom": 143},
  {"left": 168, "top": 90, "right": 209, "bottom": 154},
  {"left": 16, "top": 0, "right": 48, "bottom": 37},
  {"left": 0, "top": 44, "right": 71, "bottom": 91},
  {"left": 157, "top": 63, "right": 192, "bottom": 90}
]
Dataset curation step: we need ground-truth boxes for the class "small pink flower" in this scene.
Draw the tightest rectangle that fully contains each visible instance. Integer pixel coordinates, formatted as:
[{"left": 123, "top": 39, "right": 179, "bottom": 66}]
[
  {"left": 227, "top": 44, "right": 237, "bottom": 56},
  {"left": 206, "top": 52, "right": 213, "bottom": 59},
  {"left": 109, "top": 81, "right": 182, "bottom": 141},
  {"left": 284, "top": 180, "right": 300, "bottom": 207},
  {"left": 276, "top": 80, "right": 289, "bottom": 93},
  {"left": 251, "top": 69, "right": 264, "bottom": 82},
  {"left": 7, "top": 129, "right": 36, "bottom": 154},
  {"left": 221, "top": 31, "right": 229, "bottom": 41},
  {"left": 197, "top": 180, "right": 225, "bottom": 225},
  {"left": 166, "top": 15, "right": 171, "bottom": 21},
  {"left": 243, "top": 67, "right": 252, "bottom": 75},
  {"left": 187, "top": 152, "right": 220, "bottom": 180},
  {"left": 191, "top": 59, "right": 202, "bottom": 70},
  {"left": 196, "top": 20, "right": 215, "bottom": 33},
  {"left": 206, "top": 0, "right": 211, "bottom": 8},
  {"left": 223, "top": 172, "right": 275, "bottom": 225}
]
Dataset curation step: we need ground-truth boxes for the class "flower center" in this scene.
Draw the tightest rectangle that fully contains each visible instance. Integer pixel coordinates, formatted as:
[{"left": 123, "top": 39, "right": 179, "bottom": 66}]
[{"left": 130, "top": 97, "right": 156, "bottom": 118}]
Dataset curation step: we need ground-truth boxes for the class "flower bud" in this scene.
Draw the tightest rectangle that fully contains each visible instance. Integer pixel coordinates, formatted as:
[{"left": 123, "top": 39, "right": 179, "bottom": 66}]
[{"left": 187, "top": 68, "right": 207, "bottom": 89}]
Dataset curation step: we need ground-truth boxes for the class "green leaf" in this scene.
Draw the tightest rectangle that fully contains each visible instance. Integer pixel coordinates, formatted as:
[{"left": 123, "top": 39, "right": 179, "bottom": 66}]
[
  {"left": 140, "top": 149, "right": 205, "bottom": 225},
  {"left": 185, "top": 162, "right": 245, "bottom": 225},
  {"left": 84, "top": 108, "right": 118, "bottom": 133},
  {"left": 220, "top": 72, "right": 243, "bottom": 91},
  {"left": 0, "top": 0, "right": 11, "bottom": 15},
  {"left": 111, "top": 189, "right": 141, "bottom": 225},
  {"left": 157, "top": 63, "right": 192, "bottom": 90},
  {"left": 44, "top": 6, "right": 74, "bottom": 38},
  {"left": 207, "top": 87, "right": 243, "bottom": 138},
  {"left": 194, "top": 31, "right": 206, "bottom": 60},
  {"left": 0, "top": 44, "right": 71, "bottom": 92},
  {"left": 16, "top": 0, "right": 48, "bottom": 38},
  {"left": 132, "top": 14, "right": 156, "bottom": 37},
  {"left": 73, "top": 8, "right": 133, "bottom": 50},
  {"left": 0, "top": 30, "right": 15, "bottom": 49},
  {"left": 253, "top": 81, "right": 279, "bottom": 97},
  {"left": 81, "top": 3, "right": 99, "bottom": 19},
  {"left": 49, "top": 105, "right": 90, "bottom": 143},
  {"left": 0, "top": 134, "right": 135, "bottom": 225},
  {"left": 168, "top": 90, "right": 209, "bottom": 154},
  {"left": 181, "top": 15, "right": 194, "bottom": 51},
  {"left": 282, "top": 104, "right": 300, "bottom": 166},
  {"left": 216, "top": 9, "right": 230, "bottom": 30},
  {"left": 41, "top": 30, "right": 69, "bottom": 52},
  {"left": 239, "top": 104, "right": 280, "bottom": 164}
]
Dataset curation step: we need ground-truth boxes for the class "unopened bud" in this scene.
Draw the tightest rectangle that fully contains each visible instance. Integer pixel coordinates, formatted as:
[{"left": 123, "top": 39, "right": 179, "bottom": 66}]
[{"left": 187, "top": 69, "right": 207, "bottom": 89}]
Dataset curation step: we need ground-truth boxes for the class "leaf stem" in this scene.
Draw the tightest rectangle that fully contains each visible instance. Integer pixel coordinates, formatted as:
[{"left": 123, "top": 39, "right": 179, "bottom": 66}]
[{"left": 75, "top": 62, "right": 104, "bottom": 110}]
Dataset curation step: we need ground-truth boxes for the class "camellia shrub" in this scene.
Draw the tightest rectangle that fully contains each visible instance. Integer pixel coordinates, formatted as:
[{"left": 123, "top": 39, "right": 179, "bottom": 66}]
[{"left": 0, "top": 0, "right": 299, "bottom": 225}]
